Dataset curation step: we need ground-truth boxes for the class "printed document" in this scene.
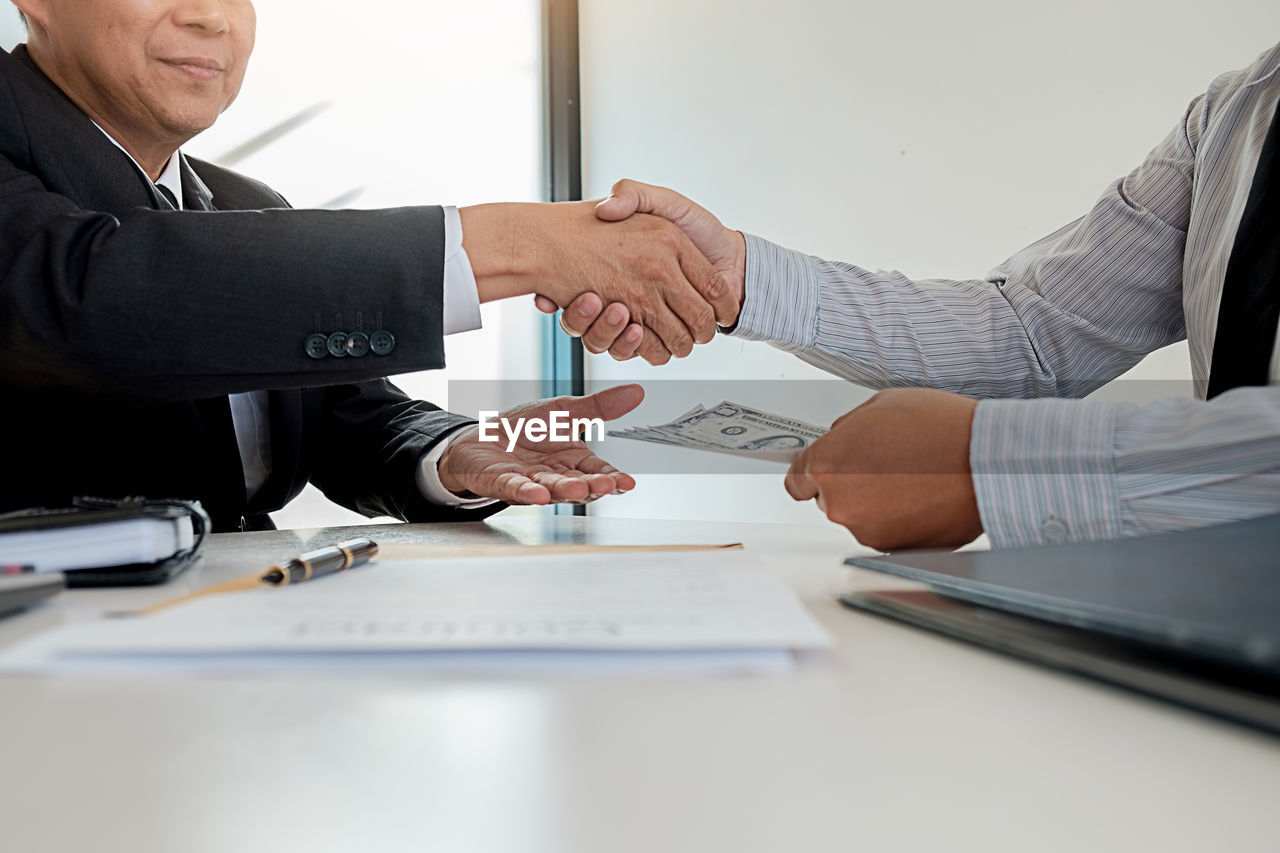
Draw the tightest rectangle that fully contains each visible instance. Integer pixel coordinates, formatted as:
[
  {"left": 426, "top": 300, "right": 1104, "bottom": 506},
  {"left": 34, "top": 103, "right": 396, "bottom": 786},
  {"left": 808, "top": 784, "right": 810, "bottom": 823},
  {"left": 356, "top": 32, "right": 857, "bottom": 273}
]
[{"left": 2, "top": 551, "right": 832, "bottom": 674}]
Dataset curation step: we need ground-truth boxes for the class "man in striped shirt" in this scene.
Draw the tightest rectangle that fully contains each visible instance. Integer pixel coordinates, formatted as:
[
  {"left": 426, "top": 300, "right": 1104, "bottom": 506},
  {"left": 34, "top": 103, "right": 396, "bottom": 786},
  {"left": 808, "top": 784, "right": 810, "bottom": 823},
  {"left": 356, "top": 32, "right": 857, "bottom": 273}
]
[{"left": 549, "top": 43, "right": 1280, "bottom": 551}]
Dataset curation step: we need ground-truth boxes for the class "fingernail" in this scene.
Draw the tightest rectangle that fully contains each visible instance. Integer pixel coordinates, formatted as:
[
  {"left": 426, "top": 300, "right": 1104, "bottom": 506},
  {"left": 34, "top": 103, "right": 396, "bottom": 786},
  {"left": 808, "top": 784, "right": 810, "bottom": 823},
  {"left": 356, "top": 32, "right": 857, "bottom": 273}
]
[
  {"left": 577, "top": 302, "right": 596, "bottom": 317},
  {"left": 605, "top": 305, "right": 626, "bottom": 325}
]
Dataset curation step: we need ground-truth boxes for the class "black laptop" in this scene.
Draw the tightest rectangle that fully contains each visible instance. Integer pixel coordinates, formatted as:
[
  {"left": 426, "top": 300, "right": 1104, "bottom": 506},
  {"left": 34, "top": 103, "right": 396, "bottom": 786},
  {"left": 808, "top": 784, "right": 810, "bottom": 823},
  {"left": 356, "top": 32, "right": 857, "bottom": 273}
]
[{"left": 842, "top": 514, "right": 1280, "bottom": 734}]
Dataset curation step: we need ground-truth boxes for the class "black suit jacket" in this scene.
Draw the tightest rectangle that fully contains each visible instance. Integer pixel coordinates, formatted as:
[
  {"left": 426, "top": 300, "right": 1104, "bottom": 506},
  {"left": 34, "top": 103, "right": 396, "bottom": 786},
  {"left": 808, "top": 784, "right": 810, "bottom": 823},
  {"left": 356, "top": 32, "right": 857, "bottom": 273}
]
[{"left": 0, "top": 45, "right": 501, "bottom": 530}]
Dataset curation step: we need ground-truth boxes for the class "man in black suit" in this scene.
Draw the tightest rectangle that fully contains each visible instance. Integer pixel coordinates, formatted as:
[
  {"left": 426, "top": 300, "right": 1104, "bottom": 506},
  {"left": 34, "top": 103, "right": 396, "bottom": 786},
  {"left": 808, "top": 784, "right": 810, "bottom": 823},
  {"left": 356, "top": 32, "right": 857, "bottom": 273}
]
[{"left": 1, "top": 1, "right": 736, "bottom": 531}]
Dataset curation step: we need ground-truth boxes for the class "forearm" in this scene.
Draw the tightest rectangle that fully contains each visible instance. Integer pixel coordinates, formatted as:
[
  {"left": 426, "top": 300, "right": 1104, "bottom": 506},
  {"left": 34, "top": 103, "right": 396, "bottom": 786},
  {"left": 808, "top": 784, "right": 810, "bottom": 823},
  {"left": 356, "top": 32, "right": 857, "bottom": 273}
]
[
  {"left": 731, "top": 228, "right": 1187, "bottom": 399},
  {"left": 459, "top": 200, "right": 601, "bottom": 303},
  {"left": 971, "top": 386, "right": 1280, "bottom": 548},
  {"left": 459, "top": 202, "right": 541, "bottom": 303}
]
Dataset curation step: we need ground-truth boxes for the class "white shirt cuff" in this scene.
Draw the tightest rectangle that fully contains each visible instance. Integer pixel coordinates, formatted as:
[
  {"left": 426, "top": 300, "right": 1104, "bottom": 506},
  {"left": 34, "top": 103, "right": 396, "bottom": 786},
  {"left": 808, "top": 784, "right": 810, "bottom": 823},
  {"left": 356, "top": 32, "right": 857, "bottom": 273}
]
[
  {"left": 442, "top": 205, "right": 482, "bottom": 335},
  {"left": 415, "top": 425, "right": 500, "bottom": 508}
]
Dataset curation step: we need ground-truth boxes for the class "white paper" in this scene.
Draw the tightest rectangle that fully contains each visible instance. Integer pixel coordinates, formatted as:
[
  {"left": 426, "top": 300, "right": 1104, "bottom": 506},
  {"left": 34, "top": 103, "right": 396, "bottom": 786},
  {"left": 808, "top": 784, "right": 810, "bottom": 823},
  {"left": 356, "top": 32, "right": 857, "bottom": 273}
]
[{"left": 1, "top": 552, "right": 832, "bottom": 674}]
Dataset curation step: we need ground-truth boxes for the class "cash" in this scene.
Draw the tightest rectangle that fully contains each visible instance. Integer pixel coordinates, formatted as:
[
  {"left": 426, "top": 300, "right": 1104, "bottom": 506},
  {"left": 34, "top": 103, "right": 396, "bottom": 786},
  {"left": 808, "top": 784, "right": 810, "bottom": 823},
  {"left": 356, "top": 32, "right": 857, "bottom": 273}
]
[{"left": 608, "top": 401, "right": 827, "bottom": 464}]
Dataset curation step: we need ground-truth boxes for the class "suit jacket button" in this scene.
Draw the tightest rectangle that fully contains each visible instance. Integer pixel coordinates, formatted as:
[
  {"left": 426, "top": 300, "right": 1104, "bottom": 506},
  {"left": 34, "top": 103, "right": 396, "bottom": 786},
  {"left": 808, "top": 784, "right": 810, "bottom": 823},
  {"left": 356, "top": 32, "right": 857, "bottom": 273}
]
[
  {"left": 345, "top": 332, "right": 370, "bottom": 357},
  {"left": 326, "top": 331, "right": 349, "bottom": 358},
  {"left": 304, "top": 334, "right": 329, "bottom": 359},
  {"left": 370, "top": 330, "right": 396, "bottom": 355}
]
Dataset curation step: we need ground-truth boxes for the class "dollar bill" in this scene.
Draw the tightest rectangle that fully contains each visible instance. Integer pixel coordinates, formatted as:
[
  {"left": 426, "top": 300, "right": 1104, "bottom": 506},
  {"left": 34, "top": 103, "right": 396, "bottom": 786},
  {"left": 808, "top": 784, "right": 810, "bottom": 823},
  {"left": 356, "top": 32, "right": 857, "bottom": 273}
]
[{"left": 608, "top": 401, "right": 827, "bottom": 463}]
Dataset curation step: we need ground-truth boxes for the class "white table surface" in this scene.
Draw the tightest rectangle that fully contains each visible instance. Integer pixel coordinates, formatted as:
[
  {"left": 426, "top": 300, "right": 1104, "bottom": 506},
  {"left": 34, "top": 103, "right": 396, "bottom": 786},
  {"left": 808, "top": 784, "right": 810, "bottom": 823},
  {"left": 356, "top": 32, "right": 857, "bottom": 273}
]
[{"left": 1, "top": 515, "right": 1277, "bottom": 853}]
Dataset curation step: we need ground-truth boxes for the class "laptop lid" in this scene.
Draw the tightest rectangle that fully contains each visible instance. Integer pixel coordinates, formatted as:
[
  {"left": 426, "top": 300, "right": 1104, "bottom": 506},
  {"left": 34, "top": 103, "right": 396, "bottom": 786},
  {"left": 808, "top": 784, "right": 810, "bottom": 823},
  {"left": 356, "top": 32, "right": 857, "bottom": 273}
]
[{"left": 846, "top": 514, "right": 1280, "bottom": 675}]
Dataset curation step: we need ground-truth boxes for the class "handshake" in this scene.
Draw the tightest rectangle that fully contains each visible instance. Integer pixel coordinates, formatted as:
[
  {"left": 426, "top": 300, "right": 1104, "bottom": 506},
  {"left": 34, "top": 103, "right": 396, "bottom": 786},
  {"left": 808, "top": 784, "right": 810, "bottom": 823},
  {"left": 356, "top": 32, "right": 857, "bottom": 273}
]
[{"left": 460, "top": 179, "right": 745, "bottom": 365}]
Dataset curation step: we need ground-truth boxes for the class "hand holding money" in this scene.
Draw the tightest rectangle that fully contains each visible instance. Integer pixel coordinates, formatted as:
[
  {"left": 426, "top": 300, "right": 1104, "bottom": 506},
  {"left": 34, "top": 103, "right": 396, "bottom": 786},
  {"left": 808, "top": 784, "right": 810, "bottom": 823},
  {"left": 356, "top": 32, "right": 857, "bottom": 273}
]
[
  {"left": 609, "top": 401, "right": 827, "bottom": 463},
  {"left": 784, "top": 389, "right": 983, "bottom": 551}
]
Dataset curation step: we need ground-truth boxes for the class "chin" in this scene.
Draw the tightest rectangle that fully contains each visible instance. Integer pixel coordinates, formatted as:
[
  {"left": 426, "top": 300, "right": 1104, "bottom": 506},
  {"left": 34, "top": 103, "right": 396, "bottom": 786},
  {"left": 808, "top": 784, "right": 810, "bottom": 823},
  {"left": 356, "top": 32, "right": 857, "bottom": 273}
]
[{"left": 166, "top": 110, "right": 222, "bottom": 138}]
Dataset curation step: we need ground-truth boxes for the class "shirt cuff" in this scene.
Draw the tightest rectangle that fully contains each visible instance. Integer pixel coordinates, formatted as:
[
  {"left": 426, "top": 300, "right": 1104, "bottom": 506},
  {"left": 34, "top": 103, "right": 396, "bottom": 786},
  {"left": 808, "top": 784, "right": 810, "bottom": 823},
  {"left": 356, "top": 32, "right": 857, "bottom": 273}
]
[
  {"left": 415, "top": 424, "right": 500, "bottom": 508},
  {"left": 725, "top": 232, "right": 819, "bottom": 347},
  {"left": 442, "top": 205, "right": 482, "bottom": 335},
  {"left": 969, "top": 397, "right": 1126, "bottom": 549}
]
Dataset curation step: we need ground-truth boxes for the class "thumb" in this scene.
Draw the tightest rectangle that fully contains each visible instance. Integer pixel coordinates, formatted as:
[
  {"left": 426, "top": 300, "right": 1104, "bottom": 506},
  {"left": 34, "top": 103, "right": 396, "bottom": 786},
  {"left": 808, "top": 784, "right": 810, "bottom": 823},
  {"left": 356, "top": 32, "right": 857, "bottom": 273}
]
[
  {"left": 594, "top": 178, "right": 695, "bottom": 225},
  {"left": 597, "top": 180, "right": 736, "bottom": 276},
  {"left": 559, "top": 383, "right": 645, "bottom": 423},
  {"left": 784, "top": 468, "right": 819, "bottom": 502},
  {"left": 784, "top": 448, "right": 820, "bottom": 501},
  {"left": 594, "top": 187, "right": 640, "bottom": 222}
]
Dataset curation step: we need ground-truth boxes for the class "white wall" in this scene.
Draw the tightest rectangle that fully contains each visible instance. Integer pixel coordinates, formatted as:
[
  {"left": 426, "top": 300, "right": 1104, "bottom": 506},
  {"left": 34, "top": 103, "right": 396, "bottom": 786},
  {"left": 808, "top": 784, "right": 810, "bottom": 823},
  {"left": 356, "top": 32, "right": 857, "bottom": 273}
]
[
  {"left": 580, "top": 0, "right": 1280, "bottom": 525},
  {"left": 2, "top": 6, "right": 22, "bottom": 49}
]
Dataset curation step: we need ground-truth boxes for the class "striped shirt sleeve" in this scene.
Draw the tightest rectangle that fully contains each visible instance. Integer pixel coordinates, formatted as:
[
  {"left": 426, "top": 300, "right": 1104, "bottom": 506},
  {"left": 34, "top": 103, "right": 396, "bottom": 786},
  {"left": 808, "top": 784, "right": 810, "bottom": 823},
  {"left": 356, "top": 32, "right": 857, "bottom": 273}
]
[{"left": 970, "top": 390, "right": 1280, "bottom": 547}]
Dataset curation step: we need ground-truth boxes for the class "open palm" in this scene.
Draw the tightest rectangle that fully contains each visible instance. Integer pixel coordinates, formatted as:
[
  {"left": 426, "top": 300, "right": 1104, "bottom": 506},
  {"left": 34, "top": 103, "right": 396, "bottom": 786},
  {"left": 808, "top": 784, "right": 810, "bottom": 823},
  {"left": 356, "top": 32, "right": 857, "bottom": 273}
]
[{"left": 437, "top": 385, "right": 643, "bottom": 505}]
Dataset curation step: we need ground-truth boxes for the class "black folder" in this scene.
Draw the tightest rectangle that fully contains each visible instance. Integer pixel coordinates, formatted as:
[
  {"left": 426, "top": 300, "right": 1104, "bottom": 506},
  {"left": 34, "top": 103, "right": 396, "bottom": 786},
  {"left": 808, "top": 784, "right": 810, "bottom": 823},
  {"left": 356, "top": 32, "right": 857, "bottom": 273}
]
[
  {"left": 841, "top": 515, "right": 1280, "bottom": 734},
  {"left": 0, "top": 498, "right": 209, "bottom": 587}
]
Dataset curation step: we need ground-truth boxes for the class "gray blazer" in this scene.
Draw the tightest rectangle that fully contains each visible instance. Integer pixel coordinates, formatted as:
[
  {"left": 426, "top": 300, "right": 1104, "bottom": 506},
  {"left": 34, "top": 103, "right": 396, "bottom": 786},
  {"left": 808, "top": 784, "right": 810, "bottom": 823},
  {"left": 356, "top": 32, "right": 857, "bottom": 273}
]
[{"left": 0, "top": 45, "right": 499, "bottom": 530}]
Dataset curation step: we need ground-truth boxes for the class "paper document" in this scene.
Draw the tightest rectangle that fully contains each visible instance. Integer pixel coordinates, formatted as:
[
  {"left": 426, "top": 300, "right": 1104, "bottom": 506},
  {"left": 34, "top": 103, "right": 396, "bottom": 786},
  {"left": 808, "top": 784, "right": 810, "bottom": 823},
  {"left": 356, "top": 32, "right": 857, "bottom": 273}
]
[
  {"left": 2, "top": 551, "right": 832, "bottom": 674},
  {"left": 608, "top": 401, "right": 827, "bottom": 463}
]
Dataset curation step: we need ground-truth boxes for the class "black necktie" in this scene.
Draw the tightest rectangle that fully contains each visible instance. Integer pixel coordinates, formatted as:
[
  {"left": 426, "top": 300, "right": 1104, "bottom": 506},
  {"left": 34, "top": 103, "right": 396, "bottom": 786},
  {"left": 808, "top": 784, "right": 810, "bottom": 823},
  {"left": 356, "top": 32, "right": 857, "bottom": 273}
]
[
  {"left": 1206, "top": 98, "right": 1280, "bottom": 399},
  {"left": 155, "top": 183, "right": 179, "bottom": 209}
]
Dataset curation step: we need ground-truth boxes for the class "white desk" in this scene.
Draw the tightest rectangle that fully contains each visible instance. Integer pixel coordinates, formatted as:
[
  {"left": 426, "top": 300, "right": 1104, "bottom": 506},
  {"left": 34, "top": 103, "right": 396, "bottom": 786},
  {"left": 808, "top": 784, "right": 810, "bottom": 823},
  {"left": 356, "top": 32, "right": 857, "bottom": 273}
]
[{"left": 1, "top": 516, "right": 1277, "bottom": 852}]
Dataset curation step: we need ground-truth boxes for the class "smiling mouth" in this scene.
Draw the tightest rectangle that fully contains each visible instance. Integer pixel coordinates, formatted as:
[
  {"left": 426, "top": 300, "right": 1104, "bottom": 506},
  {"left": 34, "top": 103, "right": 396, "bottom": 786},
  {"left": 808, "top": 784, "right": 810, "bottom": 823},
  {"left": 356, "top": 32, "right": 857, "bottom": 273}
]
[{"left": 159, "top": 58, "right": 226, "bottom": 81}]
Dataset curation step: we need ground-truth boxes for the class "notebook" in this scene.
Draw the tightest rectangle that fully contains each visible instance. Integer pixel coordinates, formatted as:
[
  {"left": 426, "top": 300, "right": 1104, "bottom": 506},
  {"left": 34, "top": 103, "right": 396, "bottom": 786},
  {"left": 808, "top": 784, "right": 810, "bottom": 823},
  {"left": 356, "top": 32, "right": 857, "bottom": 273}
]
[
  {"left": 841, "top": 515, "right": 1280, "bottom": 734},
  {"left": 0, "top": 499, "right": 207, "bottom": 586}
]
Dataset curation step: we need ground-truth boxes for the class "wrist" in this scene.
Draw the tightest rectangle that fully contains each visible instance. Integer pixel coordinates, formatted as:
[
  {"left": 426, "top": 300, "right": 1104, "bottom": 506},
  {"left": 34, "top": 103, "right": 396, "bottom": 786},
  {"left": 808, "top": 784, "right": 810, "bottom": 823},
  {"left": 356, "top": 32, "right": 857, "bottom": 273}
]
[
  {"left": 437, "top": 462, "right": 466, "bottom": 496},
  {"left": 461, "top": 201, "right": 600, "bottom": 305},
  {"left": 459, "top": 203, "right": 538, "bottom": 303},
  {"left": 435, "top": 429, "right": 478, "bottom": 496},
  {"left": 729, "top": 229, "right": 747, "bottom": 316},
  {"left": 715, "top": 229, "right": 748, "bottom": 330}
]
